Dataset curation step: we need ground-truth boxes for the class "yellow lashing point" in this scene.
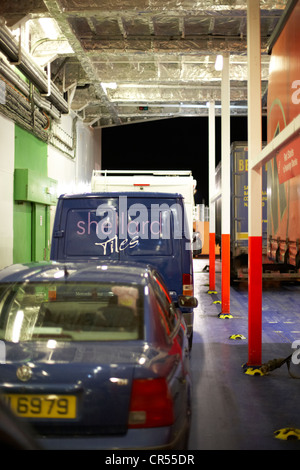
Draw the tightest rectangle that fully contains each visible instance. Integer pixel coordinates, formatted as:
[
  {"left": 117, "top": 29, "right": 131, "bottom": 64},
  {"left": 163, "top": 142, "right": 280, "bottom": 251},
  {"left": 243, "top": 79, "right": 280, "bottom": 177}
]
[
  {"left": 242, "top": 364, "right": 267, "bottom": 376},
  {"left": 218, "top": 313, "right": 233, "bottom": 319},
  {"left": 243, "top": 354, "right": 298, "bottom": 378},
  {"left": 213, "top": 300, "right": 221, "bottom": 304},
  {"left": 244, "top": 367, "right": 266, "bottom": 376},
  {"left": 229, "top": 334, "right": 246, "bottom": 340},
  {"left": 274, "top": 428, "right": 300, "bottom": 441},
  {"left": 207, "top": 290, "right": 218, "bottom": 294}
]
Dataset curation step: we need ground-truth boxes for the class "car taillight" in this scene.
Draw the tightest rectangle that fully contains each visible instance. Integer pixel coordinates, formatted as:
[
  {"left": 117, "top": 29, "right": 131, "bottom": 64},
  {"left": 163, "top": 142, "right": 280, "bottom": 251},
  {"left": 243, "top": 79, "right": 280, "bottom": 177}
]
[
  {"left": 183, "top": 273, "right": 193, "bottom": 296},
  {"left": 128, "top": 378, "right": 174, "bottom": 428}
]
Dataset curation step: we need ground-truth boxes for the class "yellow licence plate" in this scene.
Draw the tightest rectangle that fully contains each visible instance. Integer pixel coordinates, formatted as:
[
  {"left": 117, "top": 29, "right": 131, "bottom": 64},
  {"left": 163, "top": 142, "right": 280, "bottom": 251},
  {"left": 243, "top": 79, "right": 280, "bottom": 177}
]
[{"left": 3, "top": 394, "right": 77, "bottom": 419}]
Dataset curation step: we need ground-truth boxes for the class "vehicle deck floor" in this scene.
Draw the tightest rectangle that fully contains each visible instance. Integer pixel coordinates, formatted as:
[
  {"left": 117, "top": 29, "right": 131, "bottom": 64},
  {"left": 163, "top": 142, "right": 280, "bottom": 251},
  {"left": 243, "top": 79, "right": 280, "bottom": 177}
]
[{"left": 189, "top": 258, "right": 300, "bottom": 450}]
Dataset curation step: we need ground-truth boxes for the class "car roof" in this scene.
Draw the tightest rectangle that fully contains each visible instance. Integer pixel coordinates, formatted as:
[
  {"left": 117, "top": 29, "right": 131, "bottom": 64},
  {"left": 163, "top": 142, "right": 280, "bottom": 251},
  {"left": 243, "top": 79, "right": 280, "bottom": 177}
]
[
  {"left": 0, "top": 261, "right": 154, "bottom": 285},
  {"left": 58, "top": 191, "right": 184, "bottom": 200}
]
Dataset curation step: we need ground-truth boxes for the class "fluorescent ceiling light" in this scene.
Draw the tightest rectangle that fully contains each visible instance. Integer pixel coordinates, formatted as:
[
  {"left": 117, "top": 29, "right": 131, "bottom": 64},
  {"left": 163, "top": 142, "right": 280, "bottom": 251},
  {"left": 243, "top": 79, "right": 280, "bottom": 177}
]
[
  {"left": 39, "top": 18, "right": 59, "bottom": 40},
  {"left": 101, "top": 82, "right": 117, "bottom": 94},
  {"left": 215, "top": 55, "right": 223, "bottom": 71}
]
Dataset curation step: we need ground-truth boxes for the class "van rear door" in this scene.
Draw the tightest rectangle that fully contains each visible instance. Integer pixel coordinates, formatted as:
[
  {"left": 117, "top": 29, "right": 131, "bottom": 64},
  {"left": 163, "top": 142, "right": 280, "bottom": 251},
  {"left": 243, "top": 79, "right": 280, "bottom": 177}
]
[
  {"left": 119, "top": 195, "right": 185, "bottom": 299},
  {"left": 52, "top": 195, "right": 120, "bottom": 261},
  {"left": 51, "top": 193, "right": 190, "bottom": 301}
]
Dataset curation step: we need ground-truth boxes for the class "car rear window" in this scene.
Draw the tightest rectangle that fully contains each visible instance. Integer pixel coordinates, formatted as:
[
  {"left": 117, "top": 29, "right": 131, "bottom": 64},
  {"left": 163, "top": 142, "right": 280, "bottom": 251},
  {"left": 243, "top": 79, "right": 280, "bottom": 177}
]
[{"left": 0, "top": 282, "right": 143, "bottom": 342}]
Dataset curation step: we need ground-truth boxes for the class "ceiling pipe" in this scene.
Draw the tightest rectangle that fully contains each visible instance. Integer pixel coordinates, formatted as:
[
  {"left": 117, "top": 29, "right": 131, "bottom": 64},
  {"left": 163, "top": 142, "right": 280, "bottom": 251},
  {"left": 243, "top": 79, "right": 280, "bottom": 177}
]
[
  {"left": 0, "top": 59, "right": 61, "bottom": 120},
  {"left": 0, "top": 21, "right": 68, "bottom": 114}
]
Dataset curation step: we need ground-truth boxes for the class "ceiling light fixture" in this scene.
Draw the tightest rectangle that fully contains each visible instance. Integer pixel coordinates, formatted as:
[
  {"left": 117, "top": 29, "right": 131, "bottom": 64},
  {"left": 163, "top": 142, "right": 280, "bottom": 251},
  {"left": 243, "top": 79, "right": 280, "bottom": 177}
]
[
  {"left": 38, "top": 18, "right": 59, "bottom": 40},
  {"left": 215, "top": 55, "right": 224, "bottom": 71},
  {"left": 101, "top": 82, "right": 117, "bottom": 94}
]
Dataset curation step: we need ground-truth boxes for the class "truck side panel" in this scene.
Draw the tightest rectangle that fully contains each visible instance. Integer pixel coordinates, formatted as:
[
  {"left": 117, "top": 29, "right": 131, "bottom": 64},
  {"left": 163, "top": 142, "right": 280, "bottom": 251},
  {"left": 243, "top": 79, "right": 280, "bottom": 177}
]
[
  {"left": 267, "top": 1, "right": 300, "bottom": 271},
  {"left": 215, "top": 142, "right": 267, "bottom": 280}
]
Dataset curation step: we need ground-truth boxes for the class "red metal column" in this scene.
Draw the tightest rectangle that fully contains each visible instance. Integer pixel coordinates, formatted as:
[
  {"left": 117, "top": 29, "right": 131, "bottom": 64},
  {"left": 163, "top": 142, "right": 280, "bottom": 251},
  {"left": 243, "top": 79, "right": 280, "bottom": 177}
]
[
  {"left": 220, "top": 54, "right": 231, "bottom": 316},
  {"left": 248, "top": 236, "right": 262, "bottom": 365},
  {"left": 247, "top": 0, "right": 263, "bottom": 366},
  {"left": 209, "top": 233, "right": 216, "bottom": 291},
  {"left": 221, "top": 234, "right": 231, "bottom": 314}
]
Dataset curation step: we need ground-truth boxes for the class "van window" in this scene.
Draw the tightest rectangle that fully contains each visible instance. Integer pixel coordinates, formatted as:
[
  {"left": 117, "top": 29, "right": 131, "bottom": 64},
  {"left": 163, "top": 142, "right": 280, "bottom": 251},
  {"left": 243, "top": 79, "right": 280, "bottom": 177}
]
[
  {"left": 64, "top": 206, "right": 175, "bottom": 258},
  {"left": 65, "top": 207, "right": 119, "bottom": 258},
  {"left": 125, "top": 208, "right": 173, "bottom": 256}
]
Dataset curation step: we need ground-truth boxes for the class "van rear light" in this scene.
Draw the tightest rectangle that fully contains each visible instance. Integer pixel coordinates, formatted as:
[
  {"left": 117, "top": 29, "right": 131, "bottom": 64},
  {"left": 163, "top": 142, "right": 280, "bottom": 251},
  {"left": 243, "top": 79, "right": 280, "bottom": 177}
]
[
  {"left": 128, "top": 378, "right": 174, "bottom": 428},
  {"left": 183, "top": 273, "right": 193, "bottom": 296}
]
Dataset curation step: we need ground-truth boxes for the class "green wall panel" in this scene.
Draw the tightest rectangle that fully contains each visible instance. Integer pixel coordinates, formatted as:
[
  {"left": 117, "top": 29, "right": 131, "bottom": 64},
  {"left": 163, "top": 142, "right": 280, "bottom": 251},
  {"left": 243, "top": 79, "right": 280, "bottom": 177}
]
[
  {"left": 15, "top": 125, "right": 47, "bottom": 175},
  {"left": 14, "top": 169, "right": 57, "bottom": 205},
  {"left": 13, "top": 202, "right": 32, "bottom": 263},
  {"left": 14, "top": 126, "right": 54, "bottom": 264}
]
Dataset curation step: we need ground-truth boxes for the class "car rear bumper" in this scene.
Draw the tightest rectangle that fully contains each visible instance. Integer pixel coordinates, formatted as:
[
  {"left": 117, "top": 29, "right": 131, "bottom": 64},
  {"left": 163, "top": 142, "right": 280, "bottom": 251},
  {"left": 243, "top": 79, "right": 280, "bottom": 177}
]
[{"left": 37, "top": 422, "right": 190, "bottom": 450}]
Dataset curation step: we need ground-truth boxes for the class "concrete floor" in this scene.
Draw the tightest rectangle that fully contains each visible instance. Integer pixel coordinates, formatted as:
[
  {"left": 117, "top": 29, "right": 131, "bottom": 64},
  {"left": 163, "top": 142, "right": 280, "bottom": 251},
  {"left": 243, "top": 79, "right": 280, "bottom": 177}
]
[{"left": 188, "top": 258, "right": 300, "bottom": 450}]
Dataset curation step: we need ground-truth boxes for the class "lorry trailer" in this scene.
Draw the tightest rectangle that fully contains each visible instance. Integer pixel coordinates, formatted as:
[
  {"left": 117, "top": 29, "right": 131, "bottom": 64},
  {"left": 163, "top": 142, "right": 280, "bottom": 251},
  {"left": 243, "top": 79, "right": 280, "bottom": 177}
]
[
  {"left": 215, "top": 142, "right": 268, "bottom": 281},
  {"left": 266, "top": 0, "right": 300, "bottom": 275}
]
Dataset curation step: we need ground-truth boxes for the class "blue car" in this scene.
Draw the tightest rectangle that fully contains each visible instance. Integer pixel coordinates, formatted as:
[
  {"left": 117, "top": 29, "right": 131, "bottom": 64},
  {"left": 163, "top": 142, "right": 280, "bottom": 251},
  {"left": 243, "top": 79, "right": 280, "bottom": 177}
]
[{"left": 0, "top": 261, "right": 191, "bottom": 450}]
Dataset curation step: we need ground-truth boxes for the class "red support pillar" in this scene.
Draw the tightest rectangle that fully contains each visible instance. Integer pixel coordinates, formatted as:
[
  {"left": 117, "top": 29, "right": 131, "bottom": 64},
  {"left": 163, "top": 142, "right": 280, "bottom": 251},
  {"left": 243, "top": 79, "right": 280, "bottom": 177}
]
[
  {"left": 221, "top": 233, "right": 230, "bottom": 314},
  {"left": 247, "top": 0, "right": 263, "bottom": 367},
  {"left": 248, "top": 236, "right": 262, "bottom": 365},
  {"left": 209, "top": 232, "right": 216, "bottom": 291},
  {"left": 220, "top": 54, "right": 231, "bottom": 318}
]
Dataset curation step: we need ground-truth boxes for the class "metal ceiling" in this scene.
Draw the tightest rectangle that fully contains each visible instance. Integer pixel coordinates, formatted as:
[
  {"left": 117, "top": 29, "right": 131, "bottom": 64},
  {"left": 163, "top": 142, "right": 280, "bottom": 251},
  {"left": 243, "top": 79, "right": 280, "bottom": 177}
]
[{"left": 0, "top": 0, "right": 288, "bottom": 128}]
